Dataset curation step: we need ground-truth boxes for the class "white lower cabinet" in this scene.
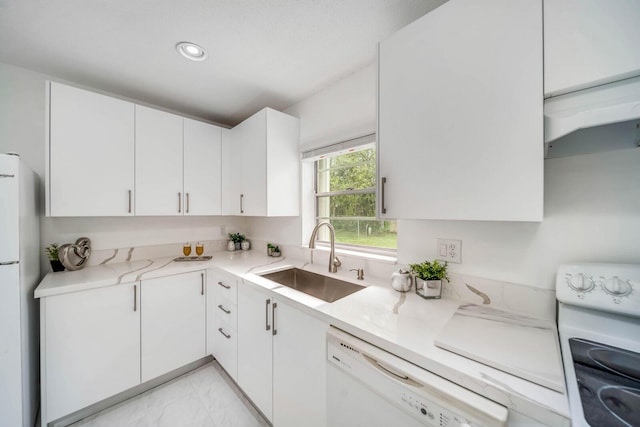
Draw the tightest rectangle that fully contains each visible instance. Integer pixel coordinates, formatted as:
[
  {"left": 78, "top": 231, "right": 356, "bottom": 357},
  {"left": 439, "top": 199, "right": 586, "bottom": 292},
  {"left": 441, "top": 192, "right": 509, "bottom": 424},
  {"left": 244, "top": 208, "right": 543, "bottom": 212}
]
[
  {"left": 41, "top": 270, "right": 208, "bottom": 425},
  {"left": 237, "top": 283, "right": 274, "bottom": 420},
  {"left": 207, "top": 268, "right": 238, "bottom": 379},
  {"left": 237, "top": 281, "right": 328, "bottom": 426},
  {"left": 272, "top": 299, "right": 328, "bottom": 427},
  {"left": 141, "top": 270, "right": 207, "bottom": 382},
  {"left": 42, "top": 282, "right": 140, "bottom": 424}
]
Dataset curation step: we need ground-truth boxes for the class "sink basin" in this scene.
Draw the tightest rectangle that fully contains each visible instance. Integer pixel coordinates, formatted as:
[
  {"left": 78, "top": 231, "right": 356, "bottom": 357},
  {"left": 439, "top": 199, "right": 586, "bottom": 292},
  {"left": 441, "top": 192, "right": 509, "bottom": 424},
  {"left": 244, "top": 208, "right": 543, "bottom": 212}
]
[{"left": 259, "top": 268, "right": 364, "bottom": 303}]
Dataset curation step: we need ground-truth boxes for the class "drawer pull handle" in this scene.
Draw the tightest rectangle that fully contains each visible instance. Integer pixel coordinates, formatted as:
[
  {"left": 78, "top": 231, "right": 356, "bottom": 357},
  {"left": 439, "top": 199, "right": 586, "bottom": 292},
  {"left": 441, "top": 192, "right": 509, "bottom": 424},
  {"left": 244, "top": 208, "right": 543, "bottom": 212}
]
[
  {"left": 201, "top": 272, "right": 204, "bottom": 296},
  {"left": 218, "top": 328, "right": 231, "bottom": 339},
  {"left": 133, "top": 284, "right": 137, "bottom": 312},
  {"left": 218, "top": 304, "right": 231, "bottom": 314},
  {"left": 218, "top": 281, "right": 230, "bottom": 289}
]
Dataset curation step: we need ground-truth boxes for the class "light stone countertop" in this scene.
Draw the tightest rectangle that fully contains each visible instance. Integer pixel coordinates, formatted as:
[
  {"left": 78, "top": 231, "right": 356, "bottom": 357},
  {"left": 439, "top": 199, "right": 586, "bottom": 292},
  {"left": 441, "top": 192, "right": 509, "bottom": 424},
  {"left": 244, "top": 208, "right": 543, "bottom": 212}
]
[{"left": 34, "top": 250, "right": 570, "bottom": 426}]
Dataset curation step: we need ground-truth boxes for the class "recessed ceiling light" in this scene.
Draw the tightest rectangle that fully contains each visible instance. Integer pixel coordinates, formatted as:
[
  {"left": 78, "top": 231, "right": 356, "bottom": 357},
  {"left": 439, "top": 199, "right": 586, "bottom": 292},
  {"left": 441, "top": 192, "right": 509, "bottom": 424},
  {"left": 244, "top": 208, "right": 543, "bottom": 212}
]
[{"left": 176, "top": 42, "right": 207, "bottom": 62}]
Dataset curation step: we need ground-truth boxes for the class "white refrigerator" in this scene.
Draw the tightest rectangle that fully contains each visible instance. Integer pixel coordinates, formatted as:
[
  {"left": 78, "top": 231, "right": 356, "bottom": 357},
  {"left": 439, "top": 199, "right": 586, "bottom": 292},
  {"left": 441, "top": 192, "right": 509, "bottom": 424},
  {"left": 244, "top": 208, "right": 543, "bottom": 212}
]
[{"left": 0, "top": 153, "right": 40, "bottom": 427}]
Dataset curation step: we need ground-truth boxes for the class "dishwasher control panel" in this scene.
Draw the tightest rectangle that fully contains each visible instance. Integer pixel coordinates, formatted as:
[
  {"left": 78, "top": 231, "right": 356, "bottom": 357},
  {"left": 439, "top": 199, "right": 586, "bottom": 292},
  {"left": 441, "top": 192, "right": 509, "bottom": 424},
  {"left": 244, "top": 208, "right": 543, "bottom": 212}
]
[{"left": 327, "top": 327, "right": 508, "bottom": 427}]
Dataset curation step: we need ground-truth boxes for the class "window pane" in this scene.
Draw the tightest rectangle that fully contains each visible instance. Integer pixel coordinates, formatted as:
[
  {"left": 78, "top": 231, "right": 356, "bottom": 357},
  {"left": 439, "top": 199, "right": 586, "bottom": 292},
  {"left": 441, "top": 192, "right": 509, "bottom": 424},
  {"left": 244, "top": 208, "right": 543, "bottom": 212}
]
[
  {"left": 317, "top": 194, "right": 376, "bottom": 218},
  {"left": 316, "top": 219, "right": 397, "bottom": 249},
  {"left": 317, "top": 149, "right": 376, "bottom": 192}
]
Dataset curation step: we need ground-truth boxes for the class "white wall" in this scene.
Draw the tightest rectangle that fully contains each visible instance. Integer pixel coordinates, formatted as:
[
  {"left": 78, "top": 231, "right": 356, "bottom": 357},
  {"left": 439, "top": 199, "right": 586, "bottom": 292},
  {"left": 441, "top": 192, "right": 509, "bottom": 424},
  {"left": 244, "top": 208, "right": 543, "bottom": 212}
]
[
  {"left": 0, "top": 61, "right": 248, "bottom": 275},
  {"left": 284, "top": 62, "right": 377, "bottom": 150},
  {"left": 251, "top": 63, "right": 640, "bottom": 291}
]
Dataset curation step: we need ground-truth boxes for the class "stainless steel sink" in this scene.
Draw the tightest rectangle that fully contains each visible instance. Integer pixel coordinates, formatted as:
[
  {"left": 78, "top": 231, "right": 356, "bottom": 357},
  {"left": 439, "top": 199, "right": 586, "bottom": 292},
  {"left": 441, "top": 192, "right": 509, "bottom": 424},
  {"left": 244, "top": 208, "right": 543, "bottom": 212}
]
[{"left": 259, "top": 268, "right": 364, "bottom": 303}]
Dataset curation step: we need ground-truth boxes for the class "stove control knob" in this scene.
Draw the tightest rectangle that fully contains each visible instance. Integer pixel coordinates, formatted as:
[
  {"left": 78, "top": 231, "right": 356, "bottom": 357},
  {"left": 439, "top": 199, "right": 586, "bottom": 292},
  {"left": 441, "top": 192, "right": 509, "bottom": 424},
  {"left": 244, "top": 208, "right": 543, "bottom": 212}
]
[
  {"left": 602, "top": 276, "right": 632, "bottom": 297},
  {"left": 567, "top": 273, "right": 594, "bottom": 292}
]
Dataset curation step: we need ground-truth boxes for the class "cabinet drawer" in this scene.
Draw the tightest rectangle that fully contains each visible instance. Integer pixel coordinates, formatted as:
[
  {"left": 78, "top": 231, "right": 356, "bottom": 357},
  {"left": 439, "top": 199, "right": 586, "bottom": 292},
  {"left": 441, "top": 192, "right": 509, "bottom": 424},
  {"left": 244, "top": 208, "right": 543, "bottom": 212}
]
[
  {"left": 213, "top": 323, "right": 237, "bottom": 380},
  {"left": 213, "top": 272, "right": 237, "bottom": 304},
  {"left": 214, "top": 300, "right": 237, "bottom": 332}
]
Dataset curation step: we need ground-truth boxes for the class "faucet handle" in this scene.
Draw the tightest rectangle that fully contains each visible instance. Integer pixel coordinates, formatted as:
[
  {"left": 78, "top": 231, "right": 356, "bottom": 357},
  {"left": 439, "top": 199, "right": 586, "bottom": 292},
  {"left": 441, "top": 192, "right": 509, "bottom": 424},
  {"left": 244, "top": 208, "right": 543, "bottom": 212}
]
[{"left": 350, "top": 268, "right": 364, "bottom": 280}]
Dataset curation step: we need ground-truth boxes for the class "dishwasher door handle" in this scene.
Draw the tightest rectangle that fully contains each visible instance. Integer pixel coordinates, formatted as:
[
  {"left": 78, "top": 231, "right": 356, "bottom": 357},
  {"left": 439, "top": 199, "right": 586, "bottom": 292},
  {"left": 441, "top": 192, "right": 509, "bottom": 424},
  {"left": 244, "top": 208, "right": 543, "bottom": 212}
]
[{"left": 362, "top": 353, "right": 423, "bottom": 388}]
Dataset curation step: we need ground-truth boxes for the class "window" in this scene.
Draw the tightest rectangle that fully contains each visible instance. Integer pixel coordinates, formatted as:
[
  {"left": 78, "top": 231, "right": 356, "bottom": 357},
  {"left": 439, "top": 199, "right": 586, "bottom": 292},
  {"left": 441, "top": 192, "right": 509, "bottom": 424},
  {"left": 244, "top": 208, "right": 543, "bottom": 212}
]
[{"left": 314, "top": 147, "right": 397, "bottom": 251}]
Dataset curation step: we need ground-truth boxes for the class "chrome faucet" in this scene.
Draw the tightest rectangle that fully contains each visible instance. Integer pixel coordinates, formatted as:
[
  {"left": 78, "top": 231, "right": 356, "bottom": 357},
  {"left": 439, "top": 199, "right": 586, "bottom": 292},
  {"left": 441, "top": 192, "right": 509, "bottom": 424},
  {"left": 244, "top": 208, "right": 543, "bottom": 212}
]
[{"left": 308, "top": 222, "right": 341, "bottom": 273}]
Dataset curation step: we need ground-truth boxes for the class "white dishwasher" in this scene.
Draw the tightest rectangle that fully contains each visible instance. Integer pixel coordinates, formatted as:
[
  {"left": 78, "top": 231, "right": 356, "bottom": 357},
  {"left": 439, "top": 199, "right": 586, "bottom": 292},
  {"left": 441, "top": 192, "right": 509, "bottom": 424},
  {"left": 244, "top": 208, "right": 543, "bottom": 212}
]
[{"left": 327, "top": 327, "right": 508, "bottom": 427}]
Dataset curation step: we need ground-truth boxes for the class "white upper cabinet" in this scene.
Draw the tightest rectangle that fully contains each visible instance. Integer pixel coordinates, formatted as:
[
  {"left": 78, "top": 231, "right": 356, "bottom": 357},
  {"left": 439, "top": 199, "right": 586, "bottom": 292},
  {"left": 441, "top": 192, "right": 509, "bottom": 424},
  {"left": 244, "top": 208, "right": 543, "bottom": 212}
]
[
  {"left": 544, "top": 0, "right": 640, "bottom": 97},
  {"left": 135, "top": 106, "right": 184, "bottom": 216},
  {"left": 47, "top": 81, "right": 223, "bottom": 217},
  {"left": 184, "top": 118, "right": 222, "bottom": 215},
  {"left": 378, "top": 0, "right": 543, "bottom": 221},
  {"left": 48, "top": 82, "right": 135, "bottom": 216},
  {"left": 224, "top": 108, "right": 299, "bottom": 216}
]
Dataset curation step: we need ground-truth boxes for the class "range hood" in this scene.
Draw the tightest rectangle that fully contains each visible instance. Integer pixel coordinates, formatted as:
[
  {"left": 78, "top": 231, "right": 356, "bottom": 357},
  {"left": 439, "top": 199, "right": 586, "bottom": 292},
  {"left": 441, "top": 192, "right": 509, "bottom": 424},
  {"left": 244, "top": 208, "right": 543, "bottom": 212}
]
[{"left": 544, "top": 76, "right": 640, "bottom": 144}]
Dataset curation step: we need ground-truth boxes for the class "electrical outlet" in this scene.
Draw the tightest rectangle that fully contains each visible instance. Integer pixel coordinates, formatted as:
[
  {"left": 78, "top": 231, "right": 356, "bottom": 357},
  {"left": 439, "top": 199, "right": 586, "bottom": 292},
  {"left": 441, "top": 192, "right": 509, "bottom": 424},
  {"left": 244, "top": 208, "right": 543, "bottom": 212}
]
[
  {"left": 436, "top": 238, "right": 462, "bottom": 264},
  {"left": 220, "top": 225, "right": 227, "bottom": 236}
]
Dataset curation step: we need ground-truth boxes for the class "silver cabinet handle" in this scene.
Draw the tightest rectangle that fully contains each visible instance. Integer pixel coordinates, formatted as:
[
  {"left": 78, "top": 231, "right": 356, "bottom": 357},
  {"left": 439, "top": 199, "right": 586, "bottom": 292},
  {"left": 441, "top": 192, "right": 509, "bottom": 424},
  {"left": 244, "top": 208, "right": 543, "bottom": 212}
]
[
  {"left": 272, "top": 302, "right": 277, "bottom": 336},
  {"left": 128, "top": 190, "right": 132, "bottom": 214},
  {"left": 186, "top": 193, "right": 190, "bottom": 214},
  {"left": 381, "top": 177, "right": 387, "bottom": 214},
  {"left": 218, "top": 281, "right": 230, "bottom": 289},
  {"left": 201, "top": 272, "right": 204, "bottom": 296},
  {"left": 218, "top": 304, "right": 231, "bottom": 314},
  {"left": 218, "top": 328, "right": 231, "bottom": 339},
  {"left": 133, "top": 284, "right": 137, "bottom": 312},
  {"left": 178, "top": 192, "right": 182, "bottom": 213},
  {"left": 240, "top": 194, "right": 244, "bottom": 214},
  {"left": 265, "top": 299, "right": 271, "bottom": 331}
]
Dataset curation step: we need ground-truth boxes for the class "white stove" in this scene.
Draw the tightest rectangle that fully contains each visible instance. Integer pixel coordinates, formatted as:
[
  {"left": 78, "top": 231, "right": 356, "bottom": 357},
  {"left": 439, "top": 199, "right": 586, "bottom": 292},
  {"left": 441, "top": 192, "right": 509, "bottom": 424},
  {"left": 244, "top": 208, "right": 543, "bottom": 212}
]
[{"left": 556, "top": 264, "right": 640, "bottom": 427}]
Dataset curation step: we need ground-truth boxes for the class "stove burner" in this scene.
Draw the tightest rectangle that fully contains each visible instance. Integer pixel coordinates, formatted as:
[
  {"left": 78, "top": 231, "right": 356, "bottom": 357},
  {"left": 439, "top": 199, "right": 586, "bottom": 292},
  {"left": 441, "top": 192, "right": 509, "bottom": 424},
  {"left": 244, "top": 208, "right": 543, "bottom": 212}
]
[
  {"left": 598, "top": 386, "right": 640, "bottom": 427},
  {"left": 588, "top": 348, "right": 640, "bottom": 382}
]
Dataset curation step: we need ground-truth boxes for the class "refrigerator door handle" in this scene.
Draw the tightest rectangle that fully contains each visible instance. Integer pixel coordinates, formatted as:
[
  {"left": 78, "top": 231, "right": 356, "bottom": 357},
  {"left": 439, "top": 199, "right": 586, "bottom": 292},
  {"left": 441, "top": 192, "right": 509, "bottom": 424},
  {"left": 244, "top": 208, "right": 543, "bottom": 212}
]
[{"left": 0, "top": 261, "right": 19, "bottom": 266}]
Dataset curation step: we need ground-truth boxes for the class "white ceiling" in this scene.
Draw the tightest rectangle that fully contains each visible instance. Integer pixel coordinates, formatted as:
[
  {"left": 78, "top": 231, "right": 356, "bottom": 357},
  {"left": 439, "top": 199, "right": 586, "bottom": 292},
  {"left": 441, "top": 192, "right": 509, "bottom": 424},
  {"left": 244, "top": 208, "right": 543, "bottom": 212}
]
[{"left": 0, "top": 0, "right": 444, "bottom": 126}]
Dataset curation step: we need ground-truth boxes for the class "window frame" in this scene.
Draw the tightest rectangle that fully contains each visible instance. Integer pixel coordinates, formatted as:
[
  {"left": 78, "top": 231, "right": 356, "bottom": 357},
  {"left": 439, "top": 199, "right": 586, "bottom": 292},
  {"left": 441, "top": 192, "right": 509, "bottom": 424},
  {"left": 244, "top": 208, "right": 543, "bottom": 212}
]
[{"left": 310, "top": 145, "right": 397, "bottom": 256}]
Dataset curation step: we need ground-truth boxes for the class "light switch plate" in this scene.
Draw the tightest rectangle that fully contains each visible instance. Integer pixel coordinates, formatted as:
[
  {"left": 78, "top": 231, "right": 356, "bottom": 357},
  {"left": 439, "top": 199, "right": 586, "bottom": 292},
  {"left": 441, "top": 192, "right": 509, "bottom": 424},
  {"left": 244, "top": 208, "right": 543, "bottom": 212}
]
[{"left": 436, "top": 238, "right": 462, "bottom": 264}]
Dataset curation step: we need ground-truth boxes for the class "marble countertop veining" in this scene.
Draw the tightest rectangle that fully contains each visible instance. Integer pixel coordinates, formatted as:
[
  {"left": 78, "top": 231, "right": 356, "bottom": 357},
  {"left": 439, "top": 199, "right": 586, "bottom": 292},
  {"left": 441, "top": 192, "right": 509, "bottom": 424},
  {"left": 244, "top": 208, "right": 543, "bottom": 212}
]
[{"left": 34, "top": 250, "right": 570, "bottom": 426}]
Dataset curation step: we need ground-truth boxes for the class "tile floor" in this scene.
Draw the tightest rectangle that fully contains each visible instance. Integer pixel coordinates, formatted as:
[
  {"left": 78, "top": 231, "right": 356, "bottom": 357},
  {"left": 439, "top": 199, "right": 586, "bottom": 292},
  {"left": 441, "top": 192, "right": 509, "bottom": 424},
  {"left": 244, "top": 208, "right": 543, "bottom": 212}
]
[{"left": 70, "top": 362, "right": 270, "bottom": 427}]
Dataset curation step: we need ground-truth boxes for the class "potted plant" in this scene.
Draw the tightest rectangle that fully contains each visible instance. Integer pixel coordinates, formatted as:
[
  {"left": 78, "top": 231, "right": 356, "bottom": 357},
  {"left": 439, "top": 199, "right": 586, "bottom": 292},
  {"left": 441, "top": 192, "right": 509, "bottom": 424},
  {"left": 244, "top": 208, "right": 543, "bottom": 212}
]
[
  {"left": 266, "top": 243, "right": 281, "bottom": 257},
  {"left": 409, "top": 260, "right": 448, "bottom": 299},
  {"left": 228, "top": 233, "right": 246, "bottom": 251},
  {"left": 45, "top": 243, "right": 65, "bottom": 272}
]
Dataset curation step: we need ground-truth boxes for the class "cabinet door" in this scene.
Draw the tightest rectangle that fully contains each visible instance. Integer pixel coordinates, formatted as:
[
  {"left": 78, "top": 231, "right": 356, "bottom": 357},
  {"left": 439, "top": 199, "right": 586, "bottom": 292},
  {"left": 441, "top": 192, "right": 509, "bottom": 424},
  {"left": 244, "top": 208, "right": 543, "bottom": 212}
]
[
  {"left": 265, "top": 108, "right": 300, "bottom": 216},
  {"left": 49, "top": 82, "right": 134, "bottom": 216},
  {"left": 184, "top": 119, "right": 222, "bottom": 215},
  {"left": 378, "top": 0, "right": 543, "bottom": 221},
  {"left": 234, "top": 110, "right": 267, "bottom": 216},
  {"left": 141, "top": 271, "right": 206, "bottom": 382},
  {"left": 544, "top": 0, "right": 640, "bottom": 96},
  {"left": 273, "top": 300, "right": 328, "bottom": 427},
  {"left": 135, "top": 105, "right": 184, "bottom": 216},
  {"left": 237, "top": 282, "right": 273, "bottom": 420},
  {"left": 43, "top": 283, "right": 140, "bottom": 422}
]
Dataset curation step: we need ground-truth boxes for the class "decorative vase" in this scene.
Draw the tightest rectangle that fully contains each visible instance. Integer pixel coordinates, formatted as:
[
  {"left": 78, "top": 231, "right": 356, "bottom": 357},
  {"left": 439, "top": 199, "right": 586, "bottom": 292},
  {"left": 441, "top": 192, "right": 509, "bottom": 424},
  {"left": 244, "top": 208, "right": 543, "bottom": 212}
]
[
  {"left": 227, "top": 241, "right": 236, "bottom": 251},
  {"left": 50, "top": 260, "right": 65, "bottom": 272},
  {"left": 235, "top": 242, "right": 242, "bottom": 250},
  {"left": 241, "top": 240, "right": 251, "bottom": 251},
  {"left": 271, "top": 250, "right": 281, "bottom": 257},
  {"left": 415, "top": 278, "right": 443, "bottom": 299}
]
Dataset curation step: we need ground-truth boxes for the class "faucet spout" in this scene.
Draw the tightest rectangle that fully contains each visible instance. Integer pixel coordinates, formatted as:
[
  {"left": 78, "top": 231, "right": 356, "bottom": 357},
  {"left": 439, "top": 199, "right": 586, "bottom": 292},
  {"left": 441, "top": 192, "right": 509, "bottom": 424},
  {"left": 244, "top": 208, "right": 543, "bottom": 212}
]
[{"left": 308, "top": 222, "right": 341, "bottom": 273}]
